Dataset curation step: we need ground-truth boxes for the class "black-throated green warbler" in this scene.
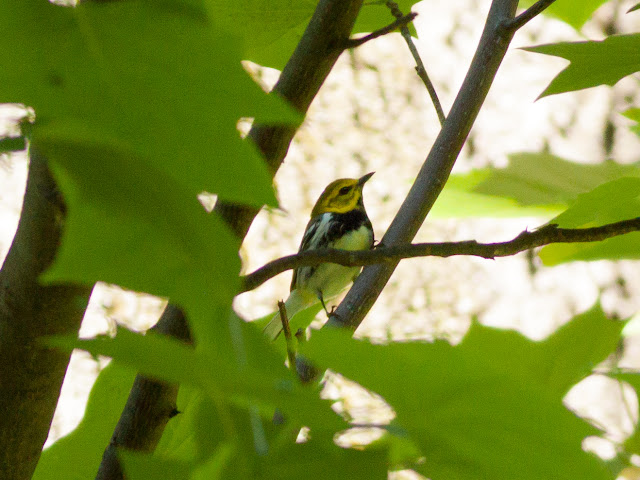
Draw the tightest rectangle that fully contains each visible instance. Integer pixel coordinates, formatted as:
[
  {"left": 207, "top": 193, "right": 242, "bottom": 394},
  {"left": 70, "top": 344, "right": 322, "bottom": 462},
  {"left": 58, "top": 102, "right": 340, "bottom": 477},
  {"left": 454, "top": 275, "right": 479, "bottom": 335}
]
[{"left": 263, "top": 172, "right": 375, "bottom": 340}]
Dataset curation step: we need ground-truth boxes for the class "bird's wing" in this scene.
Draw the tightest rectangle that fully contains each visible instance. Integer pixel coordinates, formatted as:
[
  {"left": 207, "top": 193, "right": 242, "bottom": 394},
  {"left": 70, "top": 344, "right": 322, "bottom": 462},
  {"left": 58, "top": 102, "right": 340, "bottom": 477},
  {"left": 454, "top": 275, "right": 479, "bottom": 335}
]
[{"left": 290, "top": 215, "right": 324, "bottom": 291}]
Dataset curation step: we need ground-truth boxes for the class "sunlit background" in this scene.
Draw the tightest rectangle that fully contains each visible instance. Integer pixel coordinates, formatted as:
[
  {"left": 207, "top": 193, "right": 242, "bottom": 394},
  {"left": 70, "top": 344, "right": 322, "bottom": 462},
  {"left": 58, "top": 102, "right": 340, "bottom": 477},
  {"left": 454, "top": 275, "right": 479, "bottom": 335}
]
[{"left": 2, "top": 0, "right": 640, "bottom": 475}]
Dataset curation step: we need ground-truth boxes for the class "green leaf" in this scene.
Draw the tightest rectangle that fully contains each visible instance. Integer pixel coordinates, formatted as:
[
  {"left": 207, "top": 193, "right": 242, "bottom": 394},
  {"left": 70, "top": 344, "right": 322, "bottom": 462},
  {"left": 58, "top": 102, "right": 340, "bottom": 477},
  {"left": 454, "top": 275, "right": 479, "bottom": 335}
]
[
  {"left": 0, "top": 135, "right": 26, "bottom": 153},
  {"left": 49, "top": 321, "right": 345, "bottom": 435},
  {"left": 303, "top": 313, "right": 618, "bottom": 480},
  {"left": 517, "top": 0, "right": 608, "bottom": 30},
  {"left": 354, "top": 0, "right": 419, "bottom": 38},
  {"left": 166, "top": 395, "right": 387, "bottom": 479},
  {"left": 47, "top": 329, "right": 203, "bottom": 386},
  {"left": 209, "top": 0, "right": 315, "bottom": 69},
  {"left": 432, "top": 153, "right": 640, "bottom": 218},
  {"left": 628, "top": 3, "right": 640, "bottom": 13},
  {"left": 611, "top": 373, "right": 640, "bottom": 475},
  {"left": 33, "top": 363, "right": 136, "bottom": 480},
  {"left": 462, "top": 304, "right": 624, "bottom": 398},
  {"left": 623, "top": 108, "right": 640, "bottom": 137},
  {"left": 473, "top": 154, "right": 640, "bottom": 205},
  {"left": 159, "top": 418, "right": 388, "bottom": 480},
  {"left": 539, "top": 177, "right": 640, "bottom": 265},
  {"left": 157, "top": 389, "right": 275, "bottom": 467},
  {"left": 431, "top": 181, "right": 562, "bottom": 218},
  {"left": 209, "top": 0, "right": 421, "bottom": 70},
  {"left": 548, "top": 177, "right": 640, "bottom": 228},
  {"left": 37, "top": 131, "right": 240, "bottom": 338},
  {"left": 251, "top": 303, "right": 324, "bottom": 358},
  {"left": 0, "top": 0, "right": 298, "bottom": 206},
  {"left": 119, "top": 452, "right": 193, "bottom": 480},
  {"left": 540, "top": 233, "right": 640, "bottom": 265},
  {"left": 536, "top": 304, "right": 625, "bottom": 392},
  {"left": 190, "top": 443, "right": 234, "bottom": 480},
  {"left": 255, "top": 431, "right": 389, "bottom": 480},
  {"left": 0, "top": 0, "right": 304, "bottom": 338},
  {"left": 609, "top": 372, "right": 640, "bottom": 456},
  {"left": 524, "top": 35, "right": 640, "bottom": 97}
]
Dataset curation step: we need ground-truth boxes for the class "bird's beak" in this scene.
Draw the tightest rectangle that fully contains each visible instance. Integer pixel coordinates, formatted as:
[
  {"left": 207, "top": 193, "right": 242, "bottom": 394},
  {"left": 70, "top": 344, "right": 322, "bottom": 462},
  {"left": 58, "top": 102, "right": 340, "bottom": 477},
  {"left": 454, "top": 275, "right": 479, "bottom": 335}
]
[{"left": 358, "top": 172, "right": 375, "bottom": 186}]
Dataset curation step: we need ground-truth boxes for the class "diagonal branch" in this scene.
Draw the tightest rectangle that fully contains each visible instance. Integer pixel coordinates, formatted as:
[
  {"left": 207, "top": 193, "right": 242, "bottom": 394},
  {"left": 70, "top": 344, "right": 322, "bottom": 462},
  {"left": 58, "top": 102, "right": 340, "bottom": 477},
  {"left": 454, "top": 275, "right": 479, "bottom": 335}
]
[
  {"left": 343, "top": 13, "right": 417, "bottom": 49},
  {"left": 505, "top": 0, "right": 557, "bottom": 32},
  {"left": 240, "top": 217, "right": 640, "bottom": 293},
  {"left": 95, "top": 305, "right": 191, "bottom": 480},
  {"left": 329, "top": 0, "right": 522, "bottom": 332}
]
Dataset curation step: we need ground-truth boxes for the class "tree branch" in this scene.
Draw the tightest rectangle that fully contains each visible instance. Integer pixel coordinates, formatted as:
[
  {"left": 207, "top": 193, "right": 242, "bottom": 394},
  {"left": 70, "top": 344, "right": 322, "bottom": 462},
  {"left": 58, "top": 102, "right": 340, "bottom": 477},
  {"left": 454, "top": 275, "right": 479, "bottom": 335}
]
[
  {"left": 505, "top": 0, "right": 557, "bottom": 32},
  {"left": 328, "top": 0, "right": 521, "bottom": 332},
  {"left": 240, "top": 218, "right": 640, "bottom": 293},
  {"left": 386, "top": 1, "right": 446, "bottom": 126},
  {"left": 343, "top": 13, "right": 417, "bottom": 49},
  {"left": 95, "top": 305, "right": 191, "bottom": 480},
  {"left": 0, "top": 147, "right": 92, "bottom": 479}
]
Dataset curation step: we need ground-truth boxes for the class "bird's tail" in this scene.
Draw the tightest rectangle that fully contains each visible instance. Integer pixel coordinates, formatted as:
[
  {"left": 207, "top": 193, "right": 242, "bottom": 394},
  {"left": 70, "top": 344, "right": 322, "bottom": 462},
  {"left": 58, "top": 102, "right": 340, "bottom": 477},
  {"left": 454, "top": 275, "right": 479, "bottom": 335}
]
[{"left": 263, "top": 289, "right": 315, "bottom": 341}]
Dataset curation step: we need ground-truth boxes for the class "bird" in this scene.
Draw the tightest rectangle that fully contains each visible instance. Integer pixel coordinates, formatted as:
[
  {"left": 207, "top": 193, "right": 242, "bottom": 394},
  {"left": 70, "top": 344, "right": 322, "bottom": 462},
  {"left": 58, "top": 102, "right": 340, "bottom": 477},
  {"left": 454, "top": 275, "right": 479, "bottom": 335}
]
[{"left": 263, "top": 172, "right": 375, "bottom": 341}]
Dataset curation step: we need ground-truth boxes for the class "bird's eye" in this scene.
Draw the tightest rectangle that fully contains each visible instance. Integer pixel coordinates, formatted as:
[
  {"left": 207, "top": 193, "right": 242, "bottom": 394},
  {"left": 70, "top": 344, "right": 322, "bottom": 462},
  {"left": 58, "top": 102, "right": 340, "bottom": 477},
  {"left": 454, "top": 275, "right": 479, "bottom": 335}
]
[{"left": 338, "top": 186, "right": 351, "bottom": 195}]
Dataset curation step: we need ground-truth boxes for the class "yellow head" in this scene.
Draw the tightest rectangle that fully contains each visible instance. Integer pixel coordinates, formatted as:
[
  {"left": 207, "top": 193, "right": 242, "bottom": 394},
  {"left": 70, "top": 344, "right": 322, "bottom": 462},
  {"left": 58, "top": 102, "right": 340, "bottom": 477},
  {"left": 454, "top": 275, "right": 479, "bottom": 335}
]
[{"left": 310, "top": 172, "right": 374, "bottom": 217}]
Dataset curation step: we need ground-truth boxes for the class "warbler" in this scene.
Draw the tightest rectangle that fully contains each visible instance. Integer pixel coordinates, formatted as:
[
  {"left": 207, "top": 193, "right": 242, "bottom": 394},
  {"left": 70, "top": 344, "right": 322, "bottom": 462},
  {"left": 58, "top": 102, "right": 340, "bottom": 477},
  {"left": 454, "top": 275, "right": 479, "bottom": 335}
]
[{"left": 263, "top": 172, "right": 375, "bottom": 340}]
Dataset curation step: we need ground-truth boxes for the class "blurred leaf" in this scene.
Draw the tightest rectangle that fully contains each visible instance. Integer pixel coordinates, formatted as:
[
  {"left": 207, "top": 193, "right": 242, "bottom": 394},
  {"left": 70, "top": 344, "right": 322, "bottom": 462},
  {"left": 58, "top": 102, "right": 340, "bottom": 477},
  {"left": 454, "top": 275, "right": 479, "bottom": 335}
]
[
  {"left": 251, "top": 303, "right": 324, "bottom": 358},
  {"left": 0, "top": 0, "right": 304, "bottom": 339},
  {"left": 432, "top": 181, "right": 563, "bottom": 218},
  {"left": 518, "top": 0, "right": 608, "bottom": 30},
  {"left": 303, "top": 313, "right": 617, "bottom": 480},
  {"left": 157, "top": 389, "right": 284, "bottom": 469},
  {"left": 159, "top": 413, "right": 388, "bottom": 480},
  {"left": 524, "top": 35, "right": 640, "bottom": 97},
  {"left": 0, "top": 0, "right": 298, "bottom": 206},
  {"left": 540, "top": 234, "right": 640, "bottom": 265},
  {"left": 462, "top": 304, "right": 623, "bottom": 398},
  {"left": 539, "top": 177, "right": 640, "bottom": 265},
  {"left": 38, "top": 132, "right": 240, "bottom": 339},
  {"left": 547, "top": 177, "right": 640, "bottom": 228},
  {"left": 254, "top": 431, "right": 389, "bottom": 480},
  {"left": 623, "top": 108, "right": 640, "bottom": 137},
  {"left": 119, "top": 452, "right": 193, "bottom": 480},
  {"left": 48, "top": 328, "right": 203, "bottom": 386},
  {"left": 211, "top": 0, "right": 420, "bottom": 69},
  {"left": 49, "top": 322, "right": 345, "bottom": 435},
  {"left": 33, "top": 363, "right": 136, "bottom": 480},
  {"left": 433, "top": 153, "right": 639, "bottom": 218},
  {"left": 628, "top": 3, "right": 640, "bottom": 13},
  {"left": 609, "top": 372, "right": 640, "bottom": 456},
  {"left": 473, "top": 154, "right": 640, "bottom": 205},
  {"left": 0, "top": 136, "right": 25, "bottom": 153},
  {"left": 210, "top": 0, "right": 315, "bottom": 69},
  {"left": 538, "top": 305, "right": 625, "bottom": 391},
  {"left": 190, "top": 443, "right": 234, "bottom": 480}
]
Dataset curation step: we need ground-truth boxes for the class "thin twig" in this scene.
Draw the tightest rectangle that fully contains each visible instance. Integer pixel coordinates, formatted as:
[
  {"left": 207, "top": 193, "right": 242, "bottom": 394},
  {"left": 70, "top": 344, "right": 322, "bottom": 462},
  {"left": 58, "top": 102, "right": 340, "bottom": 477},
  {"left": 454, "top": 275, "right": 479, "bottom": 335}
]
[
  {"left": 344, "top": 13, "right": 417, "bottom": 49},
  {"left": 240, "top": 217, "right": 640, "bottom": 293},
  {"left": 386, "top": 1, "right": 446, "bottom": 125},
  {"left": 506, "top": 0, "right": 557, "bottom": 32},
  {"left": 278, "top": 301, "right": 297, "bottom": 375}
]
